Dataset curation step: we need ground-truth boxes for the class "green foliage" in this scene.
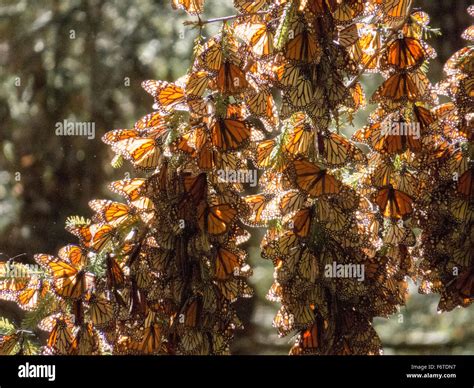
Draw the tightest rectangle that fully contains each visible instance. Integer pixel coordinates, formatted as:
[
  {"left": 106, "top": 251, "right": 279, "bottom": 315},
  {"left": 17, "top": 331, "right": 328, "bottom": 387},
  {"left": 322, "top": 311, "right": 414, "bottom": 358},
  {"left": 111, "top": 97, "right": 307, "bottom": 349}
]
[
  {"left": 21, "top": 293, "right": 56, "bottom": 331},
  {"left": 0, "top": 317, "right": 16, "bottom": 335}
]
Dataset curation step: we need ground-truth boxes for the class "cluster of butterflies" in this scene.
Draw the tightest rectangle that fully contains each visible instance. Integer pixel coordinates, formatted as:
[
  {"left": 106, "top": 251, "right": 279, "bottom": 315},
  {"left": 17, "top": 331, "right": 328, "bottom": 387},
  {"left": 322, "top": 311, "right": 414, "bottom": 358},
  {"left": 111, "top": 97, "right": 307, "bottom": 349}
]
[
  {"left": 1, "top": 0, "right": 472, "bottom": 356},
  {"left": 237, "top": 0, "right": 417, "bottom": 355},
  {"left": 414, "top": 7, "right": 474, "bottom": 312},
  {"left": 353, "top": 7, "right": 473, "bottom": 315},
  {"left": 349, "top": 7, "right": 439, "bottom": 327}
]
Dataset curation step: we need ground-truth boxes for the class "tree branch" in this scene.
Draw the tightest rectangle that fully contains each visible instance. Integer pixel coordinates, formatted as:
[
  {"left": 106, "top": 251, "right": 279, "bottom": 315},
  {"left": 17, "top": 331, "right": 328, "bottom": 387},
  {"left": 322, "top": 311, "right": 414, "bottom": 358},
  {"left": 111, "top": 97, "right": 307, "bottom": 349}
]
[{"left": 183, "top": 11, "right": 268, "bottom": 28}]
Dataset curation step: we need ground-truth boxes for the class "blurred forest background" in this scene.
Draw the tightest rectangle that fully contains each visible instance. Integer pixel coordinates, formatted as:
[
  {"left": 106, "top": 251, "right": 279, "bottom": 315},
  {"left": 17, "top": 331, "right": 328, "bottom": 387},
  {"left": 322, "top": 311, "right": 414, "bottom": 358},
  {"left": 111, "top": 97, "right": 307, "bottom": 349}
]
[{"left": 0, "top": 0, "right": 472, "bottom": 354}]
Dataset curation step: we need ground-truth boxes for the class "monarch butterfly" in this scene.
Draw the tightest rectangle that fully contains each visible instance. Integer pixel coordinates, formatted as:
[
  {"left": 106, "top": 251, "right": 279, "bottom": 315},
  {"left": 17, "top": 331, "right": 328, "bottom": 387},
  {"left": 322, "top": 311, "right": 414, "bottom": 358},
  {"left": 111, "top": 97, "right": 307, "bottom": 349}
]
[
  {"left": 335, "top": 311, "right": 383, "bottom": 355},
  {"left": 287, "top": 76, "right": 321, "bottom": 108},
  {"left": 245, "top": 89, "right": 278, "bottom": 129},
  {"left": 70, "top": 323, "right": 99, "bottom": 355},
  {"left": 127, "top": 278, "right": 149, "bottom": 316},
  {"left": 347, "top": 25, "right": 381, "bottom": 70},
  {"left": 316, "top": 199, "right": 351, "bottom": 233},
  {"left": 188, "top": 97, "right": 210, "bottom": 118},
  {"left": 198, "top": 38, "right": 224, "bottom": 72},
  {"left": 215, "top": 191, "right": 248, "bottom": 216},
  {"left": 215, "top": 60, "right": 249, "bottom": 94},
  {"left": 34, "top": 254, "right": 95, "bottom": 299},
  {"left": 58, "top": 244, "right": 87, "bottom": 267},
  {"left": 349, "top": 82, "right": 366, "bottom": 110},
  {"left": 303, "top": 0, "right": 337, "bottom": 15},
  {"left": 275, "top": 252, "right": 298, "bottom": 283},
  {"left": 462, "top": 25, "right": 474, "bottom": 42},
  {"left": 102, "top": 128, "right": 140, "bottom": 146},
  {"left": 209, "top": 117, "right": 251, "bottom": 151},
  {"left": 383, "top": 0, "right": 412, "bottom": 19},
  {"left": 324, "top": 73, "right": 350, "bottom": 108},
  {"left": 443, "top": 46, "right": 474, "bottom": 76},
  {"left": 255, "top": 139, "right": 277, "bottom": 168},
  {"left": 433, "top": 101, "right": 457, "bottom": 125},
  {"left": 460, "top": 76, "right": 474, "bottom": 99},
  {"left": 182, "top": 172, "right": 208, "bottom": 205},
  {"left": 176, "top": 297, "right": 202, "bottom": 334},
  {"left": 266, "top": 281, "right": 282, "bottom": 302},
  {"left": 261, "top": 231, "right": 300, "bottom": 261},
  {"left": 284, "top": 118, "right": 313, "bottom": 156},
  {"left": 214, "top": 246, "right": 243, "bottom": 280},
  {"left": 412, "top": 137, "right": 451, "bottom": 170},
  {"left": 394, "top": 169, "right": 418, "bottom": 198},
  {"left": 331, "top": 0, "right": 365, "bottom": 25},
  {"left": 413, "top": 104, "right": 436, "bottom": 132},
  {"left": 109, "top": 178, "right": 147, "bottom": 203},
  {"left": 171, "top": 130, "right": 195, "bottom": 158},
  {"left": 135, "top": 110, "right": 167, "bottom": 129},
  {"left": 178, "top": 329, "right": 208, "bottom": 355},
  {"left": 292, "top": 159, "right": 342, "bottom": 197},
  {"left": 298, "top": 248, "right": 319, "bottom": 283},
  {"left": 104, "top": 254, "right": 125, "bottom": 291},
  {"left": 206, "top": 146, "right": 243, "bottom": 172},
  {"left": 279, "top": 304, "right": 315, "bottom": 332},
  {"left": 236, "top": 22, "right": 275, "bottom": 57},
  {"left": 398, "top": 14, "right": 421, "bottom": 39},
  {"left": 112, "top": 137, "right": 162, "bottom": 170},
  {"left": 373, "top": 185, "right": 413, "bottom": 219},
  {"left": 133, "top": 323, "right": 162, "bottom": 354},
  {"left": 86, "top": 294, "right": 116, "bottom": 326},
  {"left": 353, "top": 120, "right": 421, "bottom": 155},
  {"left": 90, "top": 223, "right": 118, "bottom": 252},
  {"left": 306, "top": 101, "right": 331, "bottom": 129},
  {"left": 455, "top": 266, "right": 474, "bottom": 298},
  {"left": 272, "top": 306, "right": 294, "bottom": 336},
  {"left": 233, "top": 0, "right": 267, "bottom": 13},
  {"left": 89, "top": 200, "right": 138, "bottom": 228},
  {"left": 171, "top": 0, "right": 204, "bottom": 15},
  {"left": 150, "top": 228, "right": 177, "bottom": 251},
  {"left": 147, "top": 247, "right": 173, "bottom": 273},
  {"left": 451, "top": 233, "right": 473, "bottom": 268},
  {"left": 316, "top": 131, "right": 366, "bottom": 167},
  {"left": 41, "top": 315, "right": 75, "bottom": 355},
  {"left": 384, "top": 221, "right": 416, "bottom": 247},
  {"left": 0, "top": 262, "right": 29, "bottom": 293},
  {"left": 338, "top": 23, "right": 364, "bottom": 47},
  {"left": 280, "top": 190, "right": 307, "bottom": 216},
  {"left": 285, "top": 30, "right": 321, "bottom": 64},
  {"left": 134, "top": 111, "right": 169, "bottom": 138},
  {"left": 245, "top": 193, "right": 277, "bottom": 225},
  {"left": 0, "top": 333, "right": 21, "bottom": 355},
  {"left": 273, "top": 62, "right": 302, "bottom": 88},
  {"left": 65, "top": 220, "right": 93, "bottom": 248},
  {"left": 132, "top": 260, "right": 154, "bottom": 290},
  {"left": 142, "top": 80, "right": 186, "bottom": 112},
  {"left": 450, "top": 197, "right": 473, "bottom": 222},
  {"left": 186, "top": 71, "right": 210, "bottom": 98},
  {"left": 384, "top": 37, "right": 427, "bottom": 70},
  {"left": 210, "top": 331, "right": 230, "bottom": 355},
  {"left": 197, "top": 202, "right": 237, "bottom": 235},
  {"left": 296, "top": 322, "right": 323, "bottom": 353},
  {"left": 365, "top": 254, "right": 392, "bottom": 282},
  {"left": 214, "top": 277, "right": 252, "bottom": 302},
  {"left": 292, "top": 207, "right": 312, "bottom": 238},
  {"left": 457, "top": 167, "right": 473, "bottom": 199},
  {"left": 371, "top": 71, "right": 430, "bottom": 104},
  {"left": 17, "top": 278, "right": 51, "bottom": 311}
]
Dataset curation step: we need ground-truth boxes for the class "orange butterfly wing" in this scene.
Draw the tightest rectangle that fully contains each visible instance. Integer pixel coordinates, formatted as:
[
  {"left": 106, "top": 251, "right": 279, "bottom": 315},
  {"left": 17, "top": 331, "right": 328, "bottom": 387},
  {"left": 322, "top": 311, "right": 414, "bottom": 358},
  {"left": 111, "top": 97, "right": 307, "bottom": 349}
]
[{"left": 293, "top": 159, "right": 341, "bottom": 197}]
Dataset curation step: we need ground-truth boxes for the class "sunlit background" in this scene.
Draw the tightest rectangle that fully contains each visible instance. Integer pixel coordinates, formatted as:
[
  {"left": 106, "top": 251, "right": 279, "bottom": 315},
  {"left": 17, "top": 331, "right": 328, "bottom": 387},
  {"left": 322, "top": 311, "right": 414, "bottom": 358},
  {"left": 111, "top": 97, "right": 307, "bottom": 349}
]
[{"left": 0, "top": 0, "right": 472, "bottom": 354}]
